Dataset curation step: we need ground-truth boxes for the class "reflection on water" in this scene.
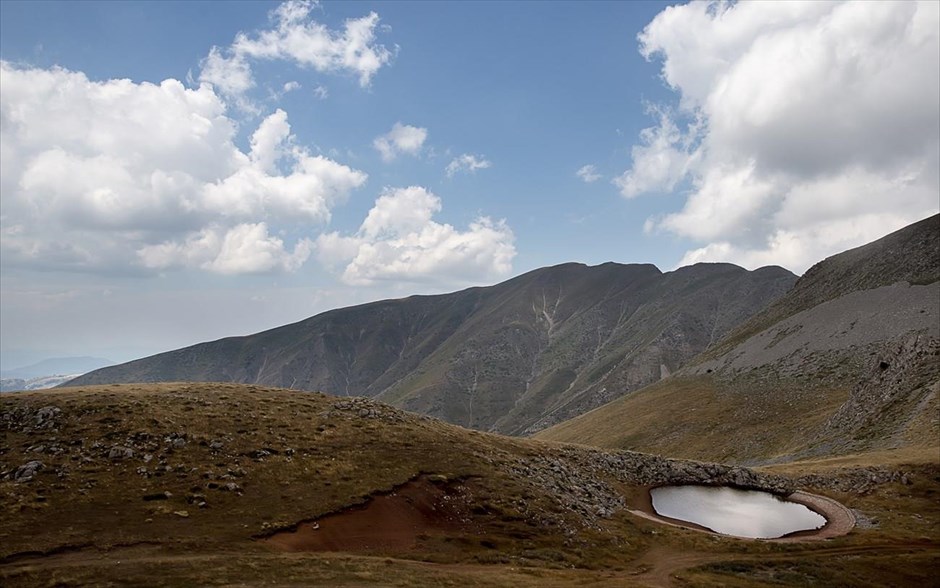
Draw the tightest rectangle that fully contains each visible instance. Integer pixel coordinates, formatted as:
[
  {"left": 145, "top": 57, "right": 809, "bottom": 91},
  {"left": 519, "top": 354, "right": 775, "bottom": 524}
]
[{"left": 650, "top": 485, "right": 826, "bottom": 539}]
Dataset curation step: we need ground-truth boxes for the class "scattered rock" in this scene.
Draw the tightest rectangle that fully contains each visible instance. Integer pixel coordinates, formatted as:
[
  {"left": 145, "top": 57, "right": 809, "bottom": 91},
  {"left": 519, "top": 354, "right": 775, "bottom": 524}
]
[
  {"left": 108, "top": 446, "right": 135, "bottom": 460},
  {"left": 852, "top": 509, "right": 880, "bottom": 529},
  {"left": 250, "top": 449, "right": 271, "bottom": 460},
  {"left": 164, "top": 433, "right": 187, "bottom": 448},
  {"left": 172, "top": 510, "right": 190, "bottom": 518},
  {"left": 187, "top": 492, "right": 207, "bottom": 506},
  {"left": 35, "top": 406, "right": 61, "bottom": 429},
  {"left": 222, "top": 482, "right": 242, "bottom": 493},
  {"left": 14, "top": 461, "right": 44, "bottom": 482},
  {"left": 331, "top": 398, "right": 406, "bottom": 423}
]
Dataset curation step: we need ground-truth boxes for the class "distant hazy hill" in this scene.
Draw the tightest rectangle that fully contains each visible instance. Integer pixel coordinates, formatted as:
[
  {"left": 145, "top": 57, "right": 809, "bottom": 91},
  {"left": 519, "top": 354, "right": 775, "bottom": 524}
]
[
  {"left": 539, "top": 215, "right": 940, "bottom": 464},
  {"left": 1, "top": 356, "right": 113, "bottom": 380},
  {"left": 65, "top": 262, "right": 795, "bottom": 434},
  {"left": 0, "top": 374, "right": 84, "bottom": 393}
]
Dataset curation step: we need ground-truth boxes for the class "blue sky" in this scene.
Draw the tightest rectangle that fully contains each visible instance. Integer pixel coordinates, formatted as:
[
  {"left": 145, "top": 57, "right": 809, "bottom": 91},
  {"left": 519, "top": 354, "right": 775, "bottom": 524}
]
[{"left": 1, "top": 1, "right": 937, "bottom": 369}]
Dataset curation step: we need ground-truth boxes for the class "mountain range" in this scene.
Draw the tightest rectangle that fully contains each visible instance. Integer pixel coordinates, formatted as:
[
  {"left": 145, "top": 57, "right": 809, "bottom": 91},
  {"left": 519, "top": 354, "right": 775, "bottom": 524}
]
[
  {"left": 65, "top": 215, "right": 939, "bottom": 452},
  {"left": 65, "top": 262, "right": 796, "bottom": 434}
]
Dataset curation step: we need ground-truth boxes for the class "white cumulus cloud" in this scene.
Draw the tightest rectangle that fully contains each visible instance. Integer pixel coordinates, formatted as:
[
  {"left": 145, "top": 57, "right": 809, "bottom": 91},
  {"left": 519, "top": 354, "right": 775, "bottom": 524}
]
[
  {"left": 198, "top": 0, "right": 393, "bottom": 108},
  {"left": 139, "top": 223, "right": 312, "bottom": 275},
  {"left": 624, "top": 0, "right": 940, "bottom": 273},
  {"left": 614, "top": 105, "right": 700, "bottom": 198},
  {"left": 445, "top": 154, "right": 492, "bottom": 177},
  {"left": 0, "top": 62, "right": 366, "bottom": 275},
  {"left": 373, "top": 122, "right": 428, "bottom": 162},
  {"left": 316, "top": 186, "right": 515, "bottom": 286}
]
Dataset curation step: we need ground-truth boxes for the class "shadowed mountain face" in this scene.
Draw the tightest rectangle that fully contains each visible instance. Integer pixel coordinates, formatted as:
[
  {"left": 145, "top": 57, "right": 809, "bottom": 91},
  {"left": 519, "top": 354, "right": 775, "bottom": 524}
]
[
  {"left": 66, "top": 262, "right": 796, "bottom": 434},
  {"left": 539, "top": 214, "right": 940, "bottom": 464}
]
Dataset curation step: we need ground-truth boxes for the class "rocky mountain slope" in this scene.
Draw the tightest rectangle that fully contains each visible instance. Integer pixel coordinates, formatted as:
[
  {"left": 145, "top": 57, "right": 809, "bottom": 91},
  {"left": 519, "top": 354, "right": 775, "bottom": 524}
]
[
  {"left": 539, "top": 215, "right": 940, "bottom": 465},
  {"left": 66, "top": 262, "right": 795, "bottom": 435}
]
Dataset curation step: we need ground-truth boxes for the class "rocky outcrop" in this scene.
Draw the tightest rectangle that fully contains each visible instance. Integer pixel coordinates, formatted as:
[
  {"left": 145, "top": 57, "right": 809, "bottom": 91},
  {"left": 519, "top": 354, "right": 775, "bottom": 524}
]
[{"left": 812, "top": 333, "right": 940, "bottom": 452}]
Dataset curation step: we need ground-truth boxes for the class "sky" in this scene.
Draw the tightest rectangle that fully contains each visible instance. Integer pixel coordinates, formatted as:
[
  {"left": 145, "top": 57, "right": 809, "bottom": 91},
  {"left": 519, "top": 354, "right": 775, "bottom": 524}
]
[{"left": 1, "top": 0, "right": 938, "bottom": 370}]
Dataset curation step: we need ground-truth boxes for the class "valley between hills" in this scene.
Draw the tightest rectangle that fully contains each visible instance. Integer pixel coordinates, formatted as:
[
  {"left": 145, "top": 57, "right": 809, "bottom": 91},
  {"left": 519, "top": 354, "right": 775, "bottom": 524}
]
[{"left": 1, "top": 214, "right": 938, "bottom": 586}]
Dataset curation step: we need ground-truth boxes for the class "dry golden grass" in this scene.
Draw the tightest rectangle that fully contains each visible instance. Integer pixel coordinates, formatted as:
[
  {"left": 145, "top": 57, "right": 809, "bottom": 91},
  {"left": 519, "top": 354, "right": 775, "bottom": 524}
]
[{"left": 536, "top": 376, "right": 850, "bottom": 464}]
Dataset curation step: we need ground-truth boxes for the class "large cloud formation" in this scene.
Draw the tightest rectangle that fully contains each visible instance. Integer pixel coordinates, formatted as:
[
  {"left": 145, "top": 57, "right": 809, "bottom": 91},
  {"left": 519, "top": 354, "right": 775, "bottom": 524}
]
[
  {"left": 0, "top": 62, "right": 366, "bottom": 275},
  {"left": 316, "top": 186, "right": 516, "bottom": 286},
  {"left": 619, "top": 0, "right": 939, "bottom": 273}
]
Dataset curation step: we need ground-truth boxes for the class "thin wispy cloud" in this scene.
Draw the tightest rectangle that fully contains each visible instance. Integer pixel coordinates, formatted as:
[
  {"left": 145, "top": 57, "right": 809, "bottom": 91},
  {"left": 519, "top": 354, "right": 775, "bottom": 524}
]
[
  {"left": 446, "top": 154, "right": 492, "bottom": 177},
  {"left": 576, "top": 164, "right": 602, "bottom": 183}
]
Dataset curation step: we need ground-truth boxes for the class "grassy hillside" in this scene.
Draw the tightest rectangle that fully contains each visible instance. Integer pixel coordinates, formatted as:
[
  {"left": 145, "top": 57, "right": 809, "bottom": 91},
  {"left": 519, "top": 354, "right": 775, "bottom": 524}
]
[
  {"left": 65, "top": 262, "right": 795, "bottom": 436},
  {"left": 536, "top": 375, "right": 852, "bottom": 464},
  {"left": 2, "top": 383, "right": 938, "bottom": 587}
]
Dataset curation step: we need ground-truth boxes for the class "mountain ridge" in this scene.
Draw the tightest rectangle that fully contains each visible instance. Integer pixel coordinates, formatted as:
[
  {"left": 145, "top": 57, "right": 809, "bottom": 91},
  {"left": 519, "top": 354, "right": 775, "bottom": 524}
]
[{"left": 65, "top": 260, "right": 796, "bottom": 434}]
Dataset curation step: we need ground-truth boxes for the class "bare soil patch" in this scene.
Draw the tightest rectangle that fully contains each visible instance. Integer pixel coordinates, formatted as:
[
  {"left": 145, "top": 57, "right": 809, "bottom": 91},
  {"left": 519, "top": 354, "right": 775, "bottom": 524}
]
[{"left": 262, "top": 475, "right": 477, "bottom": 552}]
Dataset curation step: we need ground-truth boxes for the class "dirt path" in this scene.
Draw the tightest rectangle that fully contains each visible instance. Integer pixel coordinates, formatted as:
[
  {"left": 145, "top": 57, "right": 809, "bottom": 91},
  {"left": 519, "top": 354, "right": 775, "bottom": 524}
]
[
  {"left": 630, "top": 547, "right": 720, "bottom": 588},
  {"left": 4, "top": 540, "right": 936, "bottom": 588},
  {"left": 629, "top": 542, "right": 938, "bottom": 588}
]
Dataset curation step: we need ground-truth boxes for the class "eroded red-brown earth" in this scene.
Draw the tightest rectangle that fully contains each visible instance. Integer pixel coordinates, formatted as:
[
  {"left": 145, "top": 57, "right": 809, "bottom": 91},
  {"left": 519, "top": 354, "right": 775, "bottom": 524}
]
[{"left": 263, "top": 476, "right": 477, "bottom": 552}]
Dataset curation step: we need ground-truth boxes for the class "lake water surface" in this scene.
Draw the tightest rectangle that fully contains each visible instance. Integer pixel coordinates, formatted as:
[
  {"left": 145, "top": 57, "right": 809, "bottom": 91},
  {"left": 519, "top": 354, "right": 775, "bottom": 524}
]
[{"left": 650, "top": 485, "right": 826, "bottom": 539}]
